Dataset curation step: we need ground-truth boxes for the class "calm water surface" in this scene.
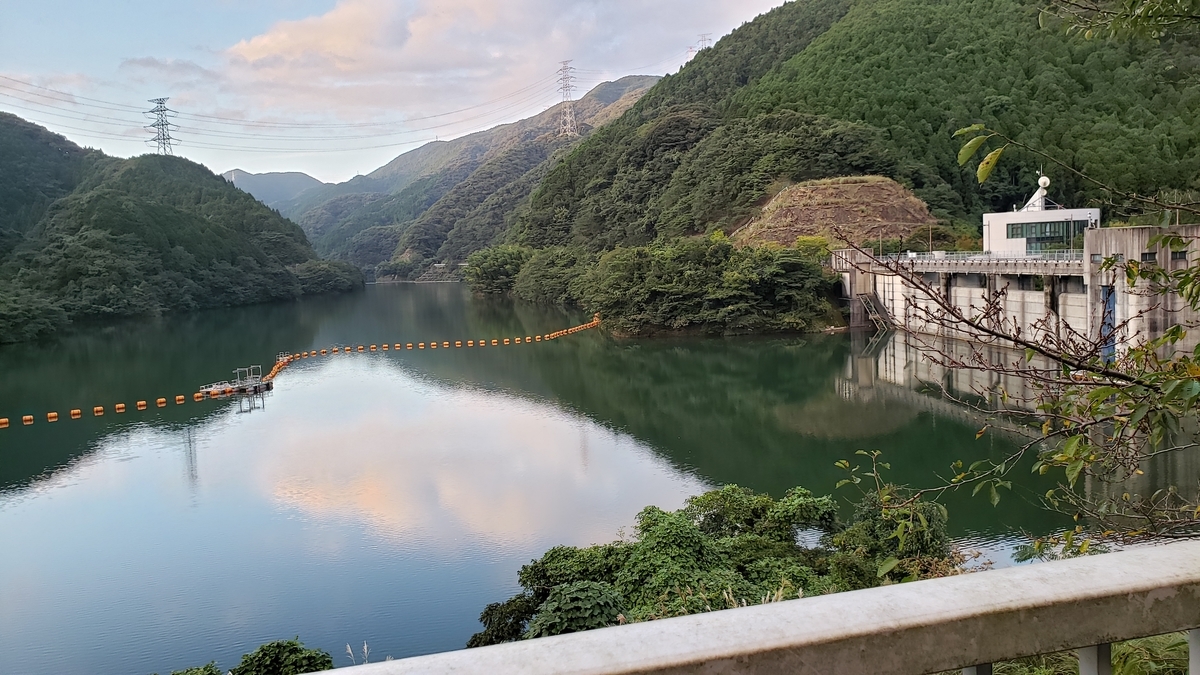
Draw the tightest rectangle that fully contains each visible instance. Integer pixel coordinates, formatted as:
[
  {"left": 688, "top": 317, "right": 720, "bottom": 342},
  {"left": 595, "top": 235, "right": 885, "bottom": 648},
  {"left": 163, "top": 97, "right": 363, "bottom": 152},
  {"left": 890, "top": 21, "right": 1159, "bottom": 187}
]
[{"left": 0, "top": 284, "right": 1060, "bottom": 675}]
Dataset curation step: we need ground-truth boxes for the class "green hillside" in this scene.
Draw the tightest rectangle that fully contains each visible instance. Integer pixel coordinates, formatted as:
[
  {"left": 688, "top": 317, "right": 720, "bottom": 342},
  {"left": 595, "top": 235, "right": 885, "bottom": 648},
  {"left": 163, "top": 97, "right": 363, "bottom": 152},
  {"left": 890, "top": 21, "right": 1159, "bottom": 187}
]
[
  {"left": 515, "top": 0, "right": 1200, "bottom": 250},
  {"left": 284, "top": 76, "right": 660, "bottom": 274},
  {"left": 0, "top": 117, "right": 362, "bottom": 344},
  {"left": 460, "top": 0, "right": 1200, "bottom": 334}
]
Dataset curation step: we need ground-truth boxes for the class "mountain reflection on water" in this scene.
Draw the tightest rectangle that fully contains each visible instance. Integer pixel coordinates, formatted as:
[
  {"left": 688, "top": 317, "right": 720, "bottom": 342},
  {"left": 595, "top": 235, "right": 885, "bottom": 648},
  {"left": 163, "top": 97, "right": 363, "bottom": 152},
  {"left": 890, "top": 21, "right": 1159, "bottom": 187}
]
[{"left": 0, "top": 283, "right": 1062, "bottom": 675}]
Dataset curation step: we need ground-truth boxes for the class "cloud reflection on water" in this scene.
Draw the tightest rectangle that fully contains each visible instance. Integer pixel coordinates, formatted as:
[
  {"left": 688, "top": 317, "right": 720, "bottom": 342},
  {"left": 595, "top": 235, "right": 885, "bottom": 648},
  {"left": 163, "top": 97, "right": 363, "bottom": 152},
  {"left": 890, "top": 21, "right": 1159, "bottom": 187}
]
[{"left": 236, "top": 359, "right": 710, "bottom": 552}]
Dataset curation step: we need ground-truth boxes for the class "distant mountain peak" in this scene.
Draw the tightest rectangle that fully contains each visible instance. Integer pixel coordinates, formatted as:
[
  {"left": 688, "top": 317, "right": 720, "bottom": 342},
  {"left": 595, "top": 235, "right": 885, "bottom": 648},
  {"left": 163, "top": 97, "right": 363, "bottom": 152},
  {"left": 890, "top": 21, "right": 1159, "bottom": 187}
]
[{"left": 220, "top": 169, "right": 327, "bottom": 209}]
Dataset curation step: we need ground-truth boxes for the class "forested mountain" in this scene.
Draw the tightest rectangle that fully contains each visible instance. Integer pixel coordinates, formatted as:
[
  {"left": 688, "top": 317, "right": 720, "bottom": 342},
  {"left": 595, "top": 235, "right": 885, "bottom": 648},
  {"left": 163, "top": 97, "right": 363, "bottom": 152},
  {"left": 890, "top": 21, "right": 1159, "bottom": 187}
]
[
  {"left": 513, "top": 0, "right": 1200, "bottom": 251},
  {"left": 457, "top": 0, "right": 1200, "bottom": 335},
  {"left": 221, "top": 169, "right": 326, "bottom": 209},
  {"left": 0, "top": 113, "right": 361, "bottom": 344},
  {"left": 281, "top": 76, "right": 660, "bottom": 272}
]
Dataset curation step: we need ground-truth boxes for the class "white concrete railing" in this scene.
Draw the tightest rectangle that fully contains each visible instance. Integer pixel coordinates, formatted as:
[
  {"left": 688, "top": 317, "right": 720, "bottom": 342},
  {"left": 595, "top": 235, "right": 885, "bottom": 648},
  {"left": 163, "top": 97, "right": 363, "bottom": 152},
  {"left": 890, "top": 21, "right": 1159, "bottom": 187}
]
[
  {"left": 330, "top": 540, "right": 1200, "bottom": 675},
  {"left": 830, "top": 249, "right": 1085, "bottom": 272}
]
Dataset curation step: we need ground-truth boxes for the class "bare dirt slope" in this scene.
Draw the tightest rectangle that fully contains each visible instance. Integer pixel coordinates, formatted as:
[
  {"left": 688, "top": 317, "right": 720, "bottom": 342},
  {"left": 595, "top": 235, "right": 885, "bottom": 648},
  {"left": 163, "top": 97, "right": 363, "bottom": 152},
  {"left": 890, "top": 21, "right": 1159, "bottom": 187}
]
[{"left": 732, "top": 176, "right": 936, "bottom": 246}]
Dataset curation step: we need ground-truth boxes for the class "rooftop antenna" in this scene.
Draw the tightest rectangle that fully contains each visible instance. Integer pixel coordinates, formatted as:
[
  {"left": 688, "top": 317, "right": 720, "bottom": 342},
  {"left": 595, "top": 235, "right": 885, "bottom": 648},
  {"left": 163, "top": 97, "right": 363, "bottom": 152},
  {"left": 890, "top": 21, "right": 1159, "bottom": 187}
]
[{"left": 145, "top": 98, "right": 177, "bottom": 155}]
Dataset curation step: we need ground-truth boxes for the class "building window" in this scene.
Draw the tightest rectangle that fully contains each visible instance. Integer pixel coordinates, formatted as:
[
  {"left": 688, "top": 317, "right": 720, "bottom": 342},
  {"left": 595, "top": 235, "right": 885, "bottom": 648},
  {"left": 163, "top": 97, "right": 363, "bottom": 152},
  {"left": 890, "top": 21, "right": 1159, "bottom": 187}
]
[
  {"left": 1172, "top": 250, "right": 1188, "bottom": 261},
  {"left": 1141, "top": 252, "right": 1158, "bottom": 263},
  {"left": 1090, "top": 254, "right": 1103, "bottom": 263}
]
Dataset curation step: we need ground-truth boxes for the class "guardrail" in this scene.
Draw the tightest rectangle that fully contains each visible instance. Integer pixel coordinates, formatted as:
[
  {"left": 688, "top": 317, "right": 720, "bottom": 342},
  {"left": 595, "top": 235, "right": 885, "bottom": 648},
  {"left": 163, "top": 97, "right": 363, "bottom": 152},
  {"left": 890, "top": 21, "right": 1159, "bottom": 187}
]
[
  {"left": 831, "top": 249, "right": 1085, "bottom": 272},
  {"left": 328, "top": 540, "right": 1200, "bottom": 675}
]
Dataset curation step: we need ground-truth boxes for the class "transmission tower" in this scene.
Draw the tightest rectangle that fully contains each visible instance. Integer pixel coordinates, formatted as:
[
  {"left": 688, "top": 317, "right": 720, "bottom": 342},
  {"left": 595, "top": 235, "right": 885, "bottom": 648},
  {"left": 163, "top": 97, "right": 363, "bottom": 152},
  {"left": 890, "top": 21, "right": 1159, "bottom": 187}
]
[
  {"left": 145, "top": 98, "right": 177, "bottom": 155},
  {"left": 557, "top": 60, "right": 579, "bottom": 138},
  {"left": 697, "top": 33, "right": 713, "bottom": 50}
]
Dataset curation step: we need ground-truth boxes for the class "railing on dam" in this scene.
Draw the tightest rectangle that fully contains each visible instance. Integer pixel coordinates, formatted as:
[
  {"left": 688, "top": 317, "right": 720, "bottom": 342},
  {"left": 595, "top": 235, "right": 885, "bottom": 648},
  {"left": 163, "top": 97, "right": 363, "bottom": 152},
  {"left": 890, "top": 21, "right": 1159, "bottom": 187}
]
[
  {"left": 832, "top": 249, "right": 1085, "bottom": 275},
  {"left": 327, "top": 540, "right": 1200, "bottom": 675}
]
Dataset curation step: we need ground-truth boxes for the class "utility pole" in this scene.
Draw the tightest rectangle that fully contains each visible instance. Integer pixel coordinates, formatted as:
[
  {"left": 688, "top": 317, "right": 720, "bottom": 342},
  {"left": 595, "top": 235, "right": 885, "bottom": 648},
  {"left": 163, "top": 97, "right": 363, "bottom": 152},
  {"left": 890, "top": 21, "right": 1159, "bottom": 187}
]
[
  {"left": 557, "top": 61, "right": 579, "bottom": 138},
  {"left": 697, "top": 33, "right": 713, "bottom": 50},
  {"left": 145, "top": 98, "right": 177, "bottom": 155}
]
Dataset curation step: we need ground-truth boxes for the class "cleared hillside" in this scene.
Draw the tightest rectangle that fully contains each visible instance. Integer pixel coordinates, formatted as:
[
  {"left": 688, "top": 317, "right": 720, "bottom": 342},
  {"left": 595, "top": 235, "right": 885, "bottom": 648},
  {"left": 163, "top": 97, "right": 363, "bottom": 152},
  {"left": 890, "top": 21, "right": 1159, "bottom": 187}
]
[{"left": 732, "top": 176, "right": 936, "bottom": 246}]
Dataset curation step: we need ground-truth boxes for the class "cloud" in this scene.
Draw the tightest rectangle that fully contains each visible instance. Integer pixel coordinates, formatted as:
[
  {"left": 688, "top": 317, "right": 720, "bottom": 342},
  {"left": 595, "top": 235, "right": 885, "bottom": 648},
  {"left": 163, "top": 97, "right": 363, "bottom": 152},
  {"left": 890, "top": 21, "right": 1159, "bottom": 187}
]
[
  {"left": 5, "top": 0, "right": 783, "bottom": 179},
  {"left": 210, "top": 0, "right": 782, "bottom": 120}
]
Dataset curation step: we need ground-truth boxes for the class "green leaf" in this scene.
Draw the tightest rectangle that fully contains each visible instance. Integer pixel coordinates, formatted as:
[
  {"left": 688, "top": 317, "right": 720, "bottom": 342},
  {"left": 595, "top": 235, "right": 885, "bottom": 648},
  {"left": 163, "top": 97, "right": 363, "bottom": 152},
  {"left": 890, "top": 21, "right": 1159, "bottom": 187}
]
[
  {"left": 989, "top": 484, "right": 1001, "bottom": 507},
  {"left": 976, "top": 145, "right": 1007, "bottom": 184},
  {"left": 957, "top": 134, "right": 990, "bottom": 165},
  {"left": 953, "top": 123, "right": 986, "bottom": 138},
  {"left": 1065, "top": 460, "right": 1085, "bottom": 486},
  {"left": 876, "top": 557, "right": 900, "bottom": 577}
]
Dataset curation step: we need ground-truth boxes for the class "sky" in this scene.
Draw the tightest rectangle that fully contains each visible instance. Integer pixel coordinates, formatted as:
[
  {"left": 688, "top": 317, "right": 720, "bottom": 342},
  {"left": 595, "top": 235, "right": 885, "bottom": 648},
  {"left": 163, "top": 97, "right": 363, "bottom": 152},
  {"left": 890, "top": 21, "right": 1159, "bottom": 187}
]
[{"left": 0, "top": 0, "right": 782, "bottom": 183}]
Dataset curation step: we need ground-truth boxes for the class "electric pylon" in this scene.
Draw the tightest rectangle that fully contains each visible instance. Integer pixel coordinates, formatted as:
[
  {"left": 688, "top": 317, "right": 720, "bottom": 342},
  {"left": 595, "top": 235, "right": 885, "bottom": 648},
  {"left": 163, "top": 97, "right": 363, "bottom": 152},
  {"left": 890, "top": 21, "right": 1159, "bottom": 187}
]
[
  {"left": 557, "top": 61, "right": 579, "bottom": 138},
  {"left": 145, "top": 98, "right": 177, "bottom": 155},
  {"left": 698, "top": 33, "right": 713, "bottom": 50}
]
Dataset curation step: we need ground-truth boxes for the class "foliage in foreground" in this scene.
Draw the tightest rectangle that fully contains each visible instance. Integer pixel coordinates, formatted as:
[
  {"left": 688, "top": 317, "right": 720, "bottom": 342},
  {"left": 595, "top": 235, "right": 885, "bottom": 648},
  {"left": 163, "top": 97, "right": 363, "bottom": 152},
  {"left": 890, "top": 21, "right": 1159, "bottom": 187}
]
[
  {"left": 464, "top": 234, "right": 841, "bottom": 335},
  {"left": 163, "top": 638, "right": 332, "bottom": 675},
  {"left": 467, "top": 483, "right": 951, "bottom": 647},
  {"left": 987, "top": 632, "right": 1190, "bottom": 675}
]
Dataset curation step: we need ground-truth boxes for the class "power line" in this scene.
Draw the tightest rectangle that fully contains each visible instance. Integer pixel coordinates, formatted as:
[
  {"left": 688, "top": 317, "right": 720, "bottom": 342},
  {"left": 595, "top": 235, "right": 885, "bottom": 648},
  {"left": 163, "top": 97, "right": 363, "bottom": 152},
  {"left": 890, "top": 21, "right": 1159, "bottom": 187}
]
[
  {"left": 0, "top": 73, "right": 561, "bottom": 130},
  {"left": 0, "top": 82, "right": 560, "bottom": 143},
  {"left": 557, "top": 60, "right": 579, "bottom": 138},
  {"left": 145, "top": 98, "right": 177, "bottom": 155}
]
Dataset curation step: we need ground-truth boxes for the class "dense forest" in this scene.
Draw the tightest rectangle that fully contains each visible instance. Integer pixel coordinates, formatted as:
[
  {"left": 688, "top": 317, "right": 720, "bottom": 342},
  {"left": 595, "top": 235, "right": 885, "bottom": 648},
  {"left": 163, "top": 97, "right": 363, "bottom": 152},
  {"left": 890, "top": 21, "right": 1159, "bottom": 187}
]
[
  {"left": 455, "top": 0, "right": 1200, "bottom": 331},
  {"left": 514, "top": 0, "right": 1200, "bottom": 250},
  {"left": 0, "top": 113, "right": 362, "bottom": 344}
]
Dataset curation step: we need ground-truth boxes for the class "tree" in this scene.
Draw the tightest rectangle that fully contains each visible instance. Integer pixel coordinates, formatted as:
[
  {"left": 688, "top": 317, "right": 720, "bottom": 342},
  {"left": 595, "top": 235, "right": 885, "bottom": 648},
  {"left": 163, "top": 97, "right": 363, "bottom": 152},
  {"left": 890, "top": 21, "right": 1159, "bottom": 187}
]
[{"left": 228, "top": 639, "right": 333, "bottom": 675}]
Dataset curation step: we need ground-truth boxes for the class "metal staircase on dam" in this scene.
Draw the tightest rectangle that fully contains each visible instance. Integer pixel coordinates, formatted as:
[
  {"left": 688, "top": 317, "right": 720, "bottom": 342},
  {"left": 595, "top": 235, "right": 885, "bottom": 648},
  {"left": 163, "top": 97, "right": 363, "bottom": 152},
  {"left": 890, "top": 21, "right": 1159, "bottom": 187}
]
[{"left": 859, "top": 292, "right": 891, "bottom": 332}]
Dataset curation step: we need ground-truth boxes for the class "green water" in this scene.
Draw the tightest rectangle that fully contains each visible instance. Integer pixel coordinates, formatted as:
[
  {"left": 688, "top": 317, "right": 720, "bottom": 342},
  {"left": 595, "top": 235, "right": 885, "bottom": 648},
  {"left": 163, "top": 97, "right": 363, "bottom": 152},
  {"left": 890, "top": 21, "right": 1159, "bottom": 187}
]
[{"left": 0, "top": 283, "right": 1060, "bottom": 674}]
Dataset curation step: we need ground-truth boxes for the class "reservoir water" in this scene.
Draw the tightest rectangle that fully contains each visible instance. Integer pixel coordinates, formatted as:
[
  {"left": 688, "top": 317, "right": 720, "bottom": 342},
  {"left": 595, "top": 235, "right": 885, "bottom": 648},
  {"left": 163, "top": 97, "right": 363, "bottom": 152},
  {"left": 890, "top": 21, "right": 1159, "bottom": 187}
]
[{"left": 0, "top": 283, "right": 1060, "bottom": 675}]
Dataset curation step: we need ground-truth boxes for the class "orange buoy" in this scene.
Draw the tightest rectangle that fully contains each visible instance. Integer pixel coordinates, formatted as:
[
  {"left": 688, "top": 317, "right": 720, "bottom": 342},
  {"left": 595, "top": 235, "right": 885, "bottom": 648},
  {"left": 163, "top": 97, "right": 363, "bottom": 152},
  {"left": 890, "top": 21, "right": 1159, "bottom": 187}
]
[
  {"left": 156, "top": 398, "right": 167, "bottom": 408},
  {"left": 0, "top": 418, "right": 7, "bottom": 429},
  {"left": 93, "top": 406, "right": 104, "bottom": 417},
  {"left": 224, "top": 387, "right": 233, "bottom": 395},
  {"left": 357, "top": 345, "right": 365, "bottom": 352},
  {"left": 440, "top": 341, "right": 448, "bottom": 348},
  {"left": 455, "top": 341, "right": 462, "bottom": 348},
  {"left": 116, "top": 403, "right": 127, "bottom": 413},
  {"left": 491, "top": 339, "right": 499, "bottom": 346},
  {"left": 137, "top": 401, "right": 148, "bottom": 411},
  {"left": 467, "top": 340, "right": 474, "bottom": 347},
  {"left": 382, "top": 344, "right": 389, "bottom": 351},
  {"left": 526, "top": 336, "right": 532, "bottom": 342},
  {"left": 22, "top": 415, "right": 34, "bottom": 426},
  {"left": 175, "top": 395, "right": 185, "bottom": 405},
  {"left": 321, "top": 349, "right": 328, "bottom": 355},
  {"left": 419, "top": 343, "right": 425, "bottom": 349},
  {"left": 294, "top": 353, "right": 301, "bottom": 360},
  {"left": 536, "top": 336, "right": 542, "bottom": 341},
  {"left": 47, "top": 412, "right": 59, "bottom": 423},
  {"left": 70, "top": 409, "right": 82, "bottom": 419},
  {"left": 193, "top": 392, "right": 203, "bottom": 402},
  {"left": 370, "top": 345, "right": 377, "bottom": 351},
  {"left": 503, "top": 338, "right": 510, "bottom": 345},
  {"left": 431, "top": 342, "right": 437, "bottom": 349}
]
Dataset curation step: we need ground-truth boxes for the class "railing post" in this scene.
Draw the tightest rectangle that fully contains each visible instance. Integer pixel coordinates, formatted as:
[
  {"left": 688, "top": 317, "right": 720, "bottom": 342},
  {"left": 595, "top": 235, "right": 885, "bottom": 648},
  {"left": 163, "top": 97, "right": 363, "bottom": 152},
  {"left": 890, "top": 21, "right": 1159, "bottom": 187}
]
[
  {"left": 1078, "top": 643, "right": 1112, "bottom": 675},
  {"left": 1190, "top": 629, "right": 1198, "bottom": 674},
  {"left": 963, "top": 664, "right": 992, "bottom": 675}
]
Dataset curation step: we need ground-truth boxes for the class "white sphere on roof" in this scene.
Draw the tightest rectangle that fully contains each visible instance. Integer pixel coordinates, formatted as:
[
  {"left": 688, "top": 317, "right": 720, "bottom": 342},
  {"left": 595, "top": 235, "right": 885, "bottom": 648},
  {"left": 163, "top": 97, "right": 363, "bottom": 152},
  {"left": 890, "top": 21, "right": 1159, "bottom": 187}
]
[{"left": 1038, "top": 175, "right": 1051, "bottom": 188}]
